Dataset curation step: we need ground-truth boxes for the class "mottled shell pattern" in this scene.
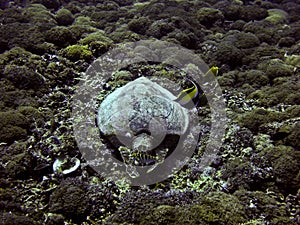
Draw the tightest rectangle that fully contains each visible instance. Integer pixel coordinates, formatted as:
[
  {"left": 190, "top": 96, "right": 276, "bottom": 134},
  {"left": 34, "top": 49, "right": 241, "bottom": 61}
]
[{"left": 97, "top": 77, "right": 190, "bottom": 174}]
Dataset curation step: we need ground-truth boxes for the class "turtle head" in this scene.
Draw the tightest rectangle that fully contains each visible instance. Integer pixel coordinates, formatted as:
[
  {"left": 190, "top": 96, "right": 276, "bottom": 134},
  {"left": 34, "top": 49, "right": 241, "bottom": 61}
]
[{"left": 119, "top": 133, "right": 159, "bottom": 166}]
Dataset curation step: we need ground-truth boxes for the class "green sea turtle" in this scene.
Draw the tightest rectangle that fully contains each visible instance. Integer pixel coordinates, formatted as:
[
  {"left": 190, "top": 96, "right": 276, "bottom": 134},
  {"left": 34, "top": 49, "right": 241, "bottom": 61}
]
[{"left": 97, "top": 76, "right": 191, "bottom": 176}]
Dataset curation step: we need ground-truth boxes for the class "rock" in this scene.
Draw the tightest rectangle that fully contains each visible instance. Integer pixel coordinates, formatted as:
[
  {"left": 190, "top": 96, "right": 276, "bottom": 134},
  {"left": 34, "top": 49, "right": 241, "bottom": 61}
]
[
  {"left": 146, "top": 20, "right": 175, "bottom": 38},
  {"left": 55, "top": 8, "right": 74, "bottom": 26},
  {"left": 128, "top": 16, "right": 151, "bottom": 35},
  {"left": 235, "top": 190, "right": 298, "bottom": 224},
  {"left": 259, "top": 145, "right": 300, "bottom": 194},
  {"left": 31, "top": 0, "right": 62, "bottom": 10},
  {"left": 214, "top": 41, "right": 243, "bottom": 68},
  {"left": 257, "top": 59, "right": 294, "bottom": 80},
  {"left": 3, "top": 65, "right": 44, "bottom": 90},
  {"left": 278, "top": 37, "right": 295, "bottom": 47},
  {"left": 223, "top": 31, "right": 260, "bottom": 49},
  {"left": 239, "top": 5, "right": 268, "bottom": 21},
  {"left": 243, "top": 20, "right": 281, "bottom": 45},
  {"left": 235, "top": 70, "right": 269, "bottom": 88},
  {"left": 0, "top": 111, "right": 29, "bottom": 144},
  {"left": 238, "top": 108, "right": 282, "bottom": 132},
  {"left": 265, "top": 9, "right": 288, "bottom": 24},
  {"left": 106, "top": 191, "right": 247, "bottom": 224},
  {"left": 46, "top": 26, "right": 76, "bottom": 47},
  {"left": 49, "top": 178, "right": 89, "bottom": 222},
  {"left": 79, "top": 30, "right": 111, "bottom": 44},
  {"left": 22, "top": 4, "right": 57, "bottom": 30},
  {"left": 63, "top": 45, "right": 92, "bottom": 61},
  {"left": 196, "top": 7, "right": 224, "bottom": 27}
]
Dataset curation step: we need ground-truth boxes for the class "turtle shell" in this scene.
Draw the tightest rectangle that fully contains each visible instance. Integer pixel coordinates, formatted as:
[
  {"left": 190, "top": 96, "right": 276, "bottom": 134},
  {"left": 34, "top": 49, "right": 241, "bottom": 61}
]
[{"left": 97, "top": 77, "right": 189, "bottom": 167}]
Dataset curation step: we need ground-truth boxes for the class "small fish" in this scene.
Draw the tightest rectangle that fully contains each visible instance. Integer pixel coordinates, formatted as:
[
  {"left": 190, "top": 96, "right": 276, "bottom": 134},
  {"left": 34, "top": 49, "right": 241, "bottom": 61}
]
[
  {"left": 207, "top": 66, "right": 219, "bottom": 76},
  {"left": 174, "top": 79, "right": 201, "bottom": 108},
  {"left": 174, "top": 66, "right": 219, "bottom": 108}
]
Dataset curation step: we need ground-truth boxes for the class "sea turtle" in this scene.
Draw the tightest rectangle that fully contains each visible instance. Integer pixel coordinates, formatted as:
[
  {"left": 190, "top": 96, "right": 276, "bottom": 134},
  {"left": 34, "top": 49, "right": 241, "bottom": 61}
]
[{"left": 97, "top": 76, "right": 191, "bottom": 177}]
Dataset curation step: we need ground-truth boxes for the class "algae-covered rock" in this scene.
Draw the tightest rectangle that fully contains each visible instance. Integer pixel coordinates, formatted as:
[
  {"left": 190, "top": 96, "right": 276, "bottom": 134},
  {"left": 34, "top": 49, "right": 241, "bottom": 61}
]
[
  {"left": 6, "top": 152, "right": 33, "bottom": 179},
  {"left": 109, "top": 28, "right": 141, "bottom": 43},
  {"left": 79, "top": 30, "right": 113, "bottom": 46},
  {"left": 0, "top": 47, "right": 31, "bottom": 68},
  {"left": 230, "top": 19, "right": 246, "bottom": 31},
  {"left": 49, "top": 178, "right": 89, "bottom": 222},
  {"left": 79, "top": 30, "right": 113, "bottom": 55},
  {"left": 235, "top": 70, "right": 269, "bottom": 88},
  {"left": 238, "top": 108, "right": 282, "bottom": 132},
  {"left": 243, "top": 20, "right": 280, "bottom": 45},
  {"left": 223, "top": 31, "right": 260, "bottom": 49},
  {"left": 46, "top": 26, "right": 76, "bottom": 47},
  {"left": 45, "top": 213, "right": 64, "bottom": 225},
  {"left": 259, "top": 145, "right": 300, "bottom": 194},
  {"left": 128, "top": 16, "right": 151, "bottom": 35},
  {"left": 0, "top": 23, "right": 42, "bottom": 53},
  {"left": 3, "top": 65, "right": 44, "bottom": 90},
  {"left": 22, "top": 4, "right": 57, "bottom": 30},
  {"left": 55, "top": 8, "right": 74, "bottom": 26},
  {"left": 113, "top": 0, "right": 134, "bottom": 7},
  {"left": 258, "top": 59, "right": 294, "bottom": 80},
  {"left": 214, "top": 41, "right": 243, "bottom": 68},
  {"left": 265, "top": 9, "right": 288, "bottom": 24},
  {"left": 107, "top": 191, "right": 247, "bottom": 225},
  {"left": 280, "top": 122, "right": 300, "bottom": 149},
  {"left": 63, "top": 44, "right": 92, "bottom": 61},
  {"left": 0, "top": 111, "right": 29, "bottom": 144},
  {"left": 235, "top": 190, "right": 297, "bottom": 224},
  {"left": 239, "top": 5, "right": 268, "bottom": 22},
  {"left": 90, "top": 10, "right": 121, "bottom": 27},
  {"left": 278, "top": 37, "right": 295, "bottom": 47},
  {"left": 146, "top": 20, "right": 175, "bottom": 39},
  {"left": 0, "top": 126, "right": 27, "bottom": 144},
  {"left": 17, "top": 106, "right": 45, "bottom": 126},
  {"left": 196, "top": 7, "right": 224, "bottom": 27},
  {"left": 49, "top": 178, "right": 117, "bottom": 223},
  {"left": 284, "top": 53, "right": 300, "bottom": 68},
  {"left": 247, "top": 79, "right": 300, "bottom": 107},
  {"left": 272, "top": 120, "right": 300, "bottom": 150},
  {"left": 221, "top": 157, "right": 267, "bottom": 192},
  {"left": 167, "top": 30, "right": 200, "bottom": 49},
  {"left": 1, "top": 142, "right": 33, "bottom": 179},
  {"left": 2, "top": 212, "right": 37, "bottom": 225},
  {"left": 31, "top": 0, "right": 61, "bottom": 10},
  {"left": 217, "top": 71, "right": 237, "bottom": 87},
  {"left": 242, "top": 44, "right": 283, "bottom": 68}
]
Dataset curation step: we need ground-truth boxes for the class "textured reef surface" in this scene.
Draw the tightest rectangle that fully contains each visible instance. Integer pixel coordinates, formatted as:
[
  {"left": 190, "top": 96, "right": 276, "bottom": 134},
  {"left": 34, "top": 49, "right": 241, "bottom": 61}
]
[{"left": 0, "top": 0, "right": 299, "bottom": 224}]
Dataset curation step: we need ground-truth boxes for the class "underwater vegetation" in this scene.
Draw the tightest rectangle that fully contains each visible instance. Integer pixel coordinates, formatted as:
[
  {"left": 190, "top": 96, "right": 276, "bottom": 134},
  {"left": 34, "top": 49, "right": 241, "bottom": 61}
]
[{"left": 0, "top": 0, "right": 299, "bottom": 224}]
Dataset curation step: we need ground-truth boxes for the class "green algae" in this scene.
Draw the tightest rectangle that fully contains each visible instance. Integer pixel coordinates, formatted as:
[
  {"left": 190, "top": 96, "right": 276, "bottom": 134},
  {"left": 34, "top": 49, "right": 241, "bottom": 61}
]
[
  {"left": 259, "top": 145, "right": 300, "bottom": 194},
  {"left": 55, "top": 8, "right": 74, "bottom": 26},
  {"left": 196, "top": 7, "right": 224, "bottom": 27},
  {"left": 238, "top": 108, "right": 282, "bottom": 132},
  {"left": 138, "top": 192, "right": 247, "bottom": 225},
  {"left": 63, "top": 45, "right": 92, "bottom": 61},
  {"left": 265, "top": 9, "right": 288, "bottom": 25}
]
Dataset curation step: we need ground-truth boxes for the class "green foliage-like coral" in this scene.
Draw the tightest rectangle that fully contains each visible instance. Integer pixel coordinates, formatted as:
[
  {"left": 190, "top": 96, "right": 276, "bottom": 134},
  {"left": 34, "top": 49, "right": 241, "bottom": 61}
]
[
  {"left": 55, "top": 8, "right": 74, "bottom": 26},
  {"left": 238, "top": 108, "right": 282, "bottom": 132},
  {"left": 196, "top": 7, "right": 224, "bottom": 27},
  {"left": 259, "top": 145, "right": 300, "bottom": 194},
  {"left": 63, "top": 45, "right": 92, "bottom": 61},
  {"left": 0, "top": 111, "right": 29, "bottom": 144},
  {"left": 139, "top": 192, "right": 247, "bottom": 225}
]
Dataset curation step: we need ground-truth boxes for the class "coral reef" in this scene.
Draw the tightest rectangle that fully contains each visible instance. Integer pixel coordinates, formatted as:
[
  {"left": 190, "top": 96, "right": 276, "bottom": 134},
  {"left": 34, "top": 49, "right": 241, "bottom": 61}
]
[{"left": 0, "top": 0, "right": 299, "bottom": 224}]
